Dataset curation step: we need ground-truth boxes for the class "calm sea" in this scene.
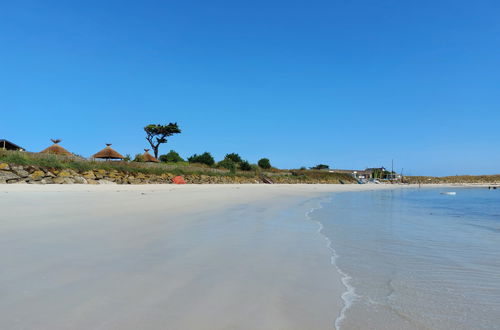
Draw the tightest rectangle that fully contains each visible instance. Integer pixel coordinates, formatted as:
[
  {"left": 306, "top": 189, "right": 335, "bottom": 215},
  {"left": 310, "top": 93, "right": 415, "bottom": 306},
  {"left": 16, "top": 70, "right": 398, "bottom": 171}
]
[{"left": 311, "top": 187, "right": 500, "bottom": 330}]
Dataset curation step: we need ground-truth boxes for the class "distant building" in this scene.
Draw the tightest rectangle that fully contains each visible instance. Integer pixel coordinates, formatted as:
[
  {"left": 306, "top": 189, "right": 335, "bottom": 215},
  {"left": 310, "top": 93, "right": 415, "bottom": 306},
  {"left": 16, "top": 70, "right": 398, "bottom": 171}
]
[
  {"left": 366, "top": 167, "right": 387, "bottom": 173},
  {"left": 0, "top": 139, "right": 24, "bottom": 151},
  {"left": 329, "top": 167, "right": 388, "bottom": 180}
]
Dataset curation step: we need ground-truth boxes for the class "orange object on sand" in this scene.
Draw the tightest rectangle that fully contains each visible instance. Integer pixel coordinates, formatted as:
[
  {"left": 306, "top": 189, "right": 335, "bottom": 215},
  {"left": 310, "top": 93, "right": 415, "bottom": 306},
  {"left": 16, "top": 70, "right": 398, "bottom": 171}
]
[{"left": 172, "top": 176, "right": 186, "bottom": 184}]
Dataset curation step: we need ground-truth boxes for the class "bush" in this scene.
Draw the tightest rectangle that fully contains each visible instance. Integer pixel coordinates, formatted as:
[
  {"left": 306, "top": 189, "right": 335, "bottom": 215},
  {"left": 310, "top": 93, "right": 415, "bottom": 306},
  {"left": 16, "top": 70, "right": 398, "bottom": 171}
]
[
  {"left": 123, "top": 154, "right": 132, "bottom": 162},
  {"left": 217, "top": 158, "right": 236, "bottom": 171},
  {"left": 133, "top": 154, "right": 144, "bottom": 162},
  {"left": 250, "top": 164, "right": 260, "bottom": 171},
  {"left": 311, "top": 164, "right": 329, "bottom": 170},
  {"left": 159, "top": 150, "right": 184, "bottom": 163},
  {"left": 188, "top": 152, "right": 215, "bottom": 166},
  {"left": 239, "top": 160, "right": 252, "bottom": 171},
  {"left": 225, "top": 153, "right": 242, "bottom": 163},
  {"left": 258, "top": 158, "right": 271, "bottom": 169}
]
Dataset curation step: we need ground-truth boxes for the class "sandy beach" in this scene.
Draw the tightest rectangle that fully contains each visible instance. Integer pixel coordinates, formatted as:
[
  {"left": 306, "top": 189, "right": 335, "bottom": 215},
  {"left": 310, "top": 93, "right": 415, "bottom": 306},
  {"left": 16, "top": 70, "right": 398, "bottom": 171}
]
[{"left": 1, "top": 184, "right": 401, "bottom": 329}]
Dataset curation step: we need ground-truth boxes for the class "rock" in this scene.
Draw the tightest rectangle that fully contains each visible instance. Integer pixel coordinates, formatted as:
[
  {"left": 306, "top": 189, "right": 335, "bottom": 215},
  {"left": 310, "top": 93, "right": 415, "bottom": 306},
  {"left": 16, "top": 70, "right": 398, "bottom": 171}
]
[
  {"left": 73, "top": 176, "right": 88, "bottom": 184},
  {"left": 57, "top": 171, "right": 71, "bottom": 177},
  {"left": 13, "top": 168, "right": 29, "bottom": 178},
  {"left": 29, "top": 170, "right": 46, "bottom": 181},
  {"left": 107, "top": 170, "right": 120, "bottom": 179},
  {"left": 45, "top": 171, "right": 56, "bottom": 178},
  {"left": 135, "top": 173, "right": 147, "bottom": 181},
  {"left": 68, "top": 169, "right": 78, "bottom": 176},
  {"left": 25, "top": 165, "right": 39, "bottom": 173},
  {"left": 94, "top": 169, "right": 107, "bottom": 179},
  {"left": 82, "top": 171, "right": 96, "bottom": 179},
  {"left": 53, "top": 177, "right": 75, "bottom": 184},
  {"left": 0, "top": 163, "right": 10, "bottom": 171},
  {"left": 98, "top": 180, "right": 116, "bottom": 185},
  {"left": 0, "top": 171, "right": 20, "bottom": 182},
  {"left": 52, "top": 177, "right": 66, "bottom": 184}
]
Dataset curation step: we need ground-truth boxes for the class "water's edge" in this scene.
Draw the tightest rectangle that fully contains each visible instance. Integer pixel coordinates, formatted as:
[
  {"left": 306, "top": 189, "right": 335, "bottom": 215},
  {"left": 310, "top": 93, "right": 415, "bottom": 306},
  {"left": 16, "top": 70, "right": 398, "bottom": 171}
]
[{"left": 305, "top": 195, "right": 358, "bottom": 330}]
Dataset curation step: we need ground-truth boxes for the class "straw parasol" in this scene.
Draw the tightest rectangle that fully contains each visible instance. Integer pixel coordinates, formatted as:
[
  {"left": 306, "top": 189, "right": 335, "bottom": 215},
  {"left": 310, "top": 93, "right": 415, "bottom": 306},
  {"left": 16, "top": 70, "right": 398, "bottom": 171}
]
[
  {"left": 142, "top": 149, "right": 159, "bottom": 162},
  {"left": 92, "top": 143, "right": 124, "bottom": 160},
  {"left": 40, "top": 139, "right": 72, "bottom": 156}
]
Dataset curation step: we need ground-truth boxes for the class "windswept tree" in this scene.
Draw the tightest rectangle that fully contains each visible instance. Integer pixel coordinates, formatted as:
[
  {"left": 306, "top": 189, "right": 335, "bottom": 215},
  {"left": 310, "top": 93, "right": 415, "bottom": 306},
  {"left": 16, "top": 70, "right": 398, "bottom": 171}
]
[
  {"left": 144, "top": 123, "right": 181, "bottom": 159},
  {"left": 225, "top": 153, "right": 242, "bottom": 163},
  {"left": 258, "top": 158, "right": 271, "bottom": 169}
]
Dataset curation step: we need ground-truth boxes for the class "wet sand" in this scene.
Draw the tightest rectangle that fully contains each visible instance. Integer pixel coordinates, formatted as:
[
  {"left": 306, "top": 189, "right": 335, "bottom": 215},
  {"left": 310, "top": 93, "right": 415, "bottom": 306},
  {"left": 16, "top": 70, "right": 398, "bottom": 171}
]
[{"left": 0, "top": 184, "right": 399, "bottom": 329}]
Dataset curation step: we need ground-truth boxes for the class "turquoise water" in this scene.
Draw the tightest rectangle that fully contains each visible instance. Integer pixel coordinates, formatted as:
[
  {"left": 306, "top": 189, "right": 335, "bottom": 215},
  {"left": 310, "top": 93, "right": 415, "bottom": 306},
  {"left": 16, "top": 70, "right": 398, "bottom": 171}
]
[{"left": 311, "top": 188, "right": 500, "bottom": 330}]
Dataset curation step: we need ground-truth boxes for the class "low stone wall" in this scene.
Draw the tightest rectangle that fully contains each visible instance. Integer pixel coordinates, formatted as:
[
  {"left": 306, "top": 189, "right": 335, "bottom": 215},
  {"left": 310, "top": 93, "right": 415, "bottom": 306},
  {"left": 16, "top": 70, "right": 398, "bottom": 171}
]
[
  {"left": 0, "top": 162, "right": 358, "bottom": 185},
  {"left": 0, "top": 163, "right": 260, "bottom": 185}
]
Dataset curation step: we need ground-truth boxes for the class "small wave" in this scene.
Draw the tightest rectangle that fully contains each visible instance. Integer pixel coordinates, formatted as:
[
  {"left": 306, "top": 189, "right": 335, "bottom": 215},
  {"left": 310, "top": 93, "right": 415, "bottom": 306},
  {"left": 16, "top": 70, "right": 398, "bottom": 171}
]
[{"left": 306, "top": 201, "right": 360, "bottom": 330}]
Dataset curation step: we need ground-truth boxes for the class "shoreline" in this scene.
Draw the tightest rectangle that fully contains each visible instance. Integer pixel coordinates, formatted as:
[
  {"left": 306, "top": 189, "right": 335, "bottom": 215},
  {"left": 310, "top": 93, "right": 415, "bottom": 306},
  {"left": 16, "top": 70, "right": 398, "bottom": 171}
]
[{"left": 306, "top": 200, "right": 356, "bottom": 330}]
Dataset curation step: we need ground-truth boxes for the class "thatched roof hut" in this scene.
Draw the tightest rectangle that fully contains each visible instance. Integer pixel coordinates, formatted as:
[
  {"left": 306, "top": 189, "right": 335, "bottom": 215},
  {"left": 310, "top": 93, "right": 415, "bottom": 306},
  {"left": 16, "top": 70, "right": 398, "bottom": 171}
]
[
  {"left": 92, "top": 144, "right": 124, "bottom": 160},
  {"left": 40, "top": 139, "right": 72, "bottom": 156},
  {"left": 142, "top": 149, "right": 159, "bottom": 163},
  {"left": 0, "top": 139, "right": 24, "bottom": 151}
]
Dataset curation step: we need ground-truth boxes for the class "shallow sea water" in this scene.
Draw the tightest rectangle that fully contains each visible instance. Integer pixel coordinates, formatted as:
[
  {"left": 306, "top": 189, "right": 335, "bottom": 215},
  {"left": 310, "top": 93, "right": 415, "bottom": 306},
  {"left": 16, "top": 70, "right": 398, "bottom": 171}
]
[{"left": 311, "top": 187, "right": 500, "bottom": 330}]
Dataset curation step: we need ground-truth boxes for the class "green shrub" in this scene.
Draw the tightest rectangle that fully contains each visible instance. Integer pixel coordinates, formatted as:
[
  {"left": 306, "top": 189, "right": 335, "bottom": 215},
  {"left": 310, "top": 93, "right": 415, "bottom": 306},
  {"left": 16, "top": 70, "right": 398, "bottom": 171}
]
[
  {"left": 133, "top": 154, "right": 144, "bottom": 162},
  {"left": 225, "top": 153, "right": 242, "bottom": 163},
  {"left": 123, "top": 154, "right": 132, "bottom": 162},
  {"left": 217, "top": 158, "right": 236, "bottom": 171},
  {"left": 188, "top": 152, "right": 215, "bottom": 166},
  {"left": 258, "top": 158, "right": 271, "bottom": 169},
  {"left": 239, "top": 160, "right": 252, "bottom": 171},
  {"left": 159, "top": 150, "right": 184, "bottom": 163}
]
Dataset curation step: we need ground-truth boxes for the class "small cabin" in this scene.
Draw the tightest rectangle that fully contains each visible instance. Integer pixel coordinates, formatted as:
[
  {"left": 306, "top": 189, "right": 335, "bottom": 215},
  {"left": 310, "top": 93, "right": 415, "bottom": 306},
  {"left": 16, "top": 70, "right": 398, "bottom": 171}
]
[{"left": 0, "top": 139, "right": 24, "bottom": 151}]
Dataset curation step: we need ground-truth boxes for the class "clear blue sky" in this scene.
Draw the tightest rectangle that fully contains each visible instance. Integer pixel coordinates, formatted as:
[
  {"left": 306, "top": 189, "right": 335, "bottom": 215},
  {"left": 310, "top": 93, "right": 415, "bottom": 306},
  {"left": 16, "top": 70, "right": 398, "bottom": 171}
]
[{"left": 1, "top": 1, "right": 499, "bottom": 176}]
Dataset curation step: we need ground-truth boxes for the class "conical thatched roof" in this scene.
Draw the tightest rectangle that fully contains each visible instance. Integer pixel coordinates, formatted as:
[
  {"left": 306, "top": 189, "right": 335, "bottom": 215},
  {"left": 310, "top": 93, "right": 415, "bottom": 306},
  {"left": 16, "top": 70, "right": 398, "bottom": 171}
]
[
  {"left": 40, "top": 139, "right": 72, "bottom": 156},
  {"left": 92, "top": 144, "right": 124, "bottom": 160},
  {"left": 142, "top": 149, "right": 159, "bottom": 162}
]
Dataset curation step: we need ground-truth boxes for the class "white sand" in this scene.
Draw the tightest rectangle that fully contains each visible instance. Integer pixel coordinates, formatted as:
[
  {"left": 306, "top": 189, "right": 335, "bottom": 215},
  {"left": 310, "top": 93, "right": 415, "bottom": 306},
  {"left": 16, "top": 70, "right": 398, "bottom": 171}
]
[{"left": 0, "top": 184, "right": 402, "bottom": 329}]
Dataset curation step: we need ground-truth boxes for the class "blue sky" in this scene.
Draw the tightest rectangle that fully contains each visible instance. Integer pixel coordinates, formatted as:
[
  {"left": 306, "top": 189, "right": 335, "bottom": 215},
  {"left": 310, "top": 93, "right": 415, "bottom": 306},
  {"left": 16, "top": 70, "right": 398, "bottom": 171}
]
[{"left": 1, "top": 0, "right": 499, "bottom": 176}]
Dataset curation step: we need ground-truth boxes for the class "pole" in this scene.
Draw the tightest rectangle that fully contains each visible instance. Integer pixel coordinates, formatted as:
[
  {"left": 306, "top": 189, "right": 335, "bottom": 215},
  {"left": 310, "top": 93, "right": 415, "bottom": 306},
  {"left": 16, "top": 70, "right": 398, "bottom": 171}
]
[{"left": 391, "top": 159, "right": 394, "bottom": 181}]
